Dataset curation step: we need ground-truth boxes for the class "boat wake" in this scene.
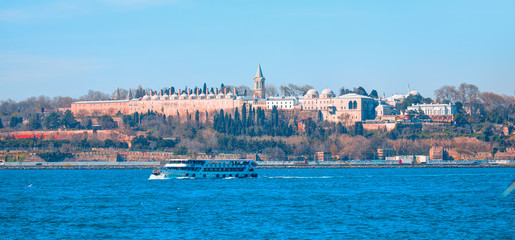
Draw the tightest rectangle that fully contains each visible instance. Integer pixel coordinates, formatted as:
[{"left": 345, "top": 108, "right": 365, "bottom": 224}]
[
  {"left": 268, "top": 176, "right": 334, "bottom": 179},
  {"left": 223, "top": 177, "right": 237, "bottom": 180},
  {"left": 175, "top": 177, "right": 196, "bottom": 180},
  {"left": 148, "top": 174, "right": 169, "bottom": 180}
]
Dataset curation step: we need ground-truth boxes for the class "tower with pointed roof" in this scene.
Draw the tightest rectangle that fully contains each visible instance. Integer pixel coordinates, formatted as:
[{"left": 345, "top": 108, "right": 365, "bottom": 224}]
[
  {"left": 127, "top": 88, "right": 133, "bottom": 100},
  {"left": 114, "top": 88, "right": 120, "bottom": 100},
  {"left": 253, "top": 64, "right": 266, "bottom": 98}
]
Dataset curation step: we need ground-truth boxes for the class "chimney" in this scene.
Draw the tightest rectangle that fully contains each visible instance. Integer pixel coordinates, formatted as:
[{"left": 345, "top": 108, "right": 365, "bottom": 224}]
[
  {"left": 179, "top": 89, "right": 181, "bottom": 95},
  {"left": 169, "top": 89, "right": 172, "bottom": 95},
  {"left": 215, "top": 88, "right": 218, "bottom": 95},
  {"left": 234, "top": 87, "right": 237, "bottom": 95},
  {"left": 160, "top": 90, "right": 162, "bottom": 96},
  {"left": 197, "top": 88, "right": 199, "bottom": 95},
  {"left": 224, "top": 88, "right": 227, "bottom": 94},
  {"left": 188, "top": 89, "right": 192, "bottom": 95}
]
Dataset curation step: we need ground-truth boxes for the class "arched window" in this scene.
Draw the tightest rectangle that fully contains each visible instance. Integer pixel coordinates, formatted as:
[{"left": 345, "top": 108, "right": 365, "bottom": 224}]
[
  {"left": 348, "top": 101, "right": 353, "bottom": 109},
  {"left": 353, "top": 101, "right": 358, "bottom": 109}
]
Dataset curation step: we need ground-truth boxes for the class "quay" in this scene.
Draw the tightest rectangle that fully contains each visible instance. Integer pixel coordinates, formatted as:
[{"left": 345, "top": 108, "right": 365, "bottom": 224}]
[
  {"left": 256, "top": 164, "right": 515, "bottom": 169},
  {"left": 0, "top": 161, "right": 160, "bottom": 170},
  {"left": 0, "top": 161, "right": 513, "bottom": 170}
]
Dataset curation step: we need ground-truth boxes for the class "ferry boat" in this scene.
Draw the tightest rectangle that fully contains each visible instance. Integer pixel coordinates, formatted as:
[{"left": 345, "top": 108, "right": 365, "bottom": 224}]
[{"left": 149, "top": 159, "right": 258, "bottom": 179}]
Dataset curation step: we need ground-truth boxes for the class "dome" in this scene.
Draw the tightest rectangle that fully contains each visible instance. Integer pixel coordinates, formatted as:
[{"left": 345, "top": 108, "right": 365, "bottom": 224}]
[
  {"left": 170, "top": 94, "right": 178, "bottom": 99},
  {"left": 207, "top": 93, "right": 215, "bottom": 99},
  {"left": 180, "top": 93, "right": 188, "bottom": 99},
  {"left": 225, "top": 92, "right": 235, "bottom": 98},
  {"left": 217, "top": 93, "right": 225, "bottom": 99},
  {"left": 306, "top": 89, "right": 319, "bottom": 95},
  {"left": 321, "top": 88, "right": 334, "bottom": 95},
  {"left": 409, "top": 90, "right": 420, "bottom": 96},
  {"left": 142, "top": 95, "right": 151, "bottom": 100},
  {"left": 151, "top": 95, "right": 159, "bottom": 100},
  {"left": 160, "top": 95, "right": 169, "bottom": 100},
  {"left": 189, "top": 94, "right": 197, "bottom": 99}
]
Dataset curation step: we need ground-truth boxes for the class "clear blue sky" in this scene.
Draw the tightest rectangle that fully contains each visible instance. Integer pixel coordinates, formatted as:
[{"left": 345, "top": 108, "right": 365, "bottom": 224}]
[{"left": 1, "top": 0, "right": 514, "bottom": 101}]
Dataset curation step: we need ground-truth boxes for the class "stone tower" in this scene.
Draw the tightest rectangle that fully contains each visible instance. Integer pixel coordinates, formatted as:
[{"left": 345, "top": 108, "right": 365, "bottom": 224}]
[{"left": 253, "top": 64, "right": 265, "bottom": 98}]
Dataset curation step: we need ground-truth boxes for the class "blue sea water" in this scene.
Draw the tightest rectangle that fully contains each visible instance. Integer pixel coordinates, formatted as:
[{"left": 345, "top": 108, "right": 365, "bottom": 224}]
[{"left": 1, "top": 168, "right": 514, "bottom": 239}]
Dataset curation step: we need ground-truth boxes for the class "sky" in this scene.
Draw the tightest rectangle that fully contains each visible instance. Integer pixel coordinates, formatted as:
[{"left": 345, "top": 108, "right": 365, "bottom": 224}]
[{"left": 1, "top": 0, "right": 514, "bottom": 101}]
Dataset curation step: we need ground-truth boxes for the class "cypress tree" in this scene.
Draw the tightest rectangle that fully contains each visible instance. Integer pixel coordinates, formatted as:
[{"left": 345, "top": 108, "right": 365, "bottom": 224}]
[
  {"left": 234, "top": 107, "right": 240, "bottom": 134},
  {"left": 241, "top": 103, "right": 247, "bottom": 127},
  {"left": 317, "top": 110, "right": 323, "bottom": 122},
  {"left": 354, "top": 122, "right": 363, "bottom": 136}
]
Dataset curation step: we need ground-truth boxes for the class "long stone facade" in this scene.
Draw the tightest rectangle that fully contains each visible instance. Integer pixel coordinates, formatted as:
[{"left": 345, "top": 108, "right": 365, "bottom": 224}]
[
  {"left": 71, "top": 94, "right": 257, "bottom": 121},
  {"left": 70, "top": 65, "right": 376, "bottom": 125}
]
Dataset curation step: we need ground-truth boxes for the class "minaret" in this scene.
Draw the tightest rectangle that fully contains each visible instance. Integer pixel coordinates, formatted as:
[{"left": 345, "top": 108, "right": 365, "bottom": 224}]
[{"left": 253, "top": 64, "right": 265, "bottom": 98}]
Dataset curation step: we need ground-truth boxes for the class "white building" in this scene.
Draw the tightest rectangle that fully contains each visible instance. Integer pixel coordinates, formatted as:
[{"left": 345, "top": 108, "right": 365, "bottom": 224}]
[
  {"left": 407, "top": 103, "right": 456, "bottom": 116},
  {"left": 266, "top": 96, "right": 298, "bottom": 110}
]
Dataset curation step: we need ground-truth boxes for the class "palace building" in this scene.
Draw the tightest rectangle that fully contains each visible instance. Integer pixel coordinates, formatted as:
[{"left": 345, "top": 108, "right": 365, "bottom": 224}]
[
  {"left": 70, "top": 65, "right": 267, "bottom": 119},
  {"left": 71, "top": 64, "right": 376, "bottom": 125},
  {"left": 301, "top": 89, "right": 375, "bottom": 124}
]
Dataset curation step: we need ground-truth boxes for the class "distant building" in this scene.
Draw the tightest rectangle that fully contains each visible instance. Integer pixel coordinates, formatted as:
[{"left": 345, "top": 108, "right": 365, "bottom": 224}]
[
  {"left": 377, "top": 148, "right": 393, "bottom": 160},
  {"left": 430, "top": 147, "right": 444, "bottom": 160},
  {"left": 266, "top": 96, "right": 298, "bottom": 110},
  {"left": 385, "top": 155, "right": 414, "bottom": 164},
  {"left": 415, "top": 155, "right": 429, "bottom": 164},
  {"left": 301, "top": 89, "right": 375, "bottom": 125},
  {"left": 315, "top": 152, "right": 331, "bottom": 161},
  {"left": 375, "top": 103, "right": 394, "bottom": 116},
  {"left": 407, "top": 103, "right": 456, "bottom": 122}
]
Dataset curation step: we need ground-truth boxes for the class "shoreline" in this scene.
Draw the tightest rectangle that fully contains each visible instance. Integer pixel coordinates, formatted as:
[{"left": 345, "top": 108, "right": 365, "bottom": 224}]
[{"left": 1, "top": 164, "right": 514, "bottom": 170}]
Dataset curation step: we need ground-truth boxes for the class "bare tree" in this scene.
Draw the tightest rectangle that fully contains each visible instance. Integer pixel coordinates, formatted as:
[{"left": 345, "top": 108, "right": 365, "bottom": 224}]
[
  {"left": 289, "top": 83, "right": 314, "bottom": 96},
  {"left": 434, "top": 85, "right": 459, "bottom": 103},
  {"left": 279, "top": 85, "right": 294, "bottom": 97},
  {"left": 262, "top": 147, "right": 286, "bottom": 160},
  {"left": 52, "top": 96, "right": 74, "bottom": 108},
  {"left": 79, "top": 90, "right": 110, "bottom": 101},
  {"left": 236, "top": 85, "right": 252, "bottom": 96},
  {"left": 339, "top": 87, "right": 351, "bottom": 96},
  {"left": 458, "top": 83, "right": 479, "bottom": 104},
  {"left": 265, "top": 84, "right": 278, "bottom": 97},
  {"left": 480, "top": 92, "right": 512, "bottom": 117}
]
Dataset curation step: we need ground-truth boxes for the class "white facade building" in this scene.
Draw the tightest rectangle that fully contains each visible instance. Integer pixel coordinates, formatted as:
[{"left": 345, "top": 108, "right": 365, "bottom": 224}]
[
  {"left": 407, "top": 103, "right": 456, "bottom": 116},
  {"left": 266, "top": 96, "right": 298, "bottom": 110}
]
